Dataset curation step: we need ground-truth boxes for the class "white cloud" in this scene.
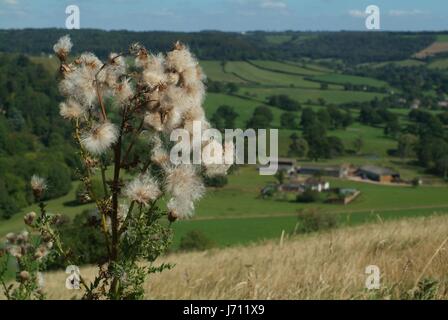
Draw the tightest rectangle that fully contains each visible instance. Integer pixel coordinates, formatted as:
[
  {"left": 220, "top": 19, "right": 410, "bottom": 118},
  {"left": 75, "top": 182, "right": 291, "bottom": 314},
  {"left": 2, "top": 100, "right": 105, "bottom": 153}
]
[
  {"left": 260, "top": 0, "right": 287, "bottom": 9},
  {"left": 3, "top": 0, "right": 18, "bottom": 5},
  {"left": 230, "top": 0, "right": 287, "bottom": 10},
  {"left": 388, "top": 9, "right": 426, "bottom": 17},
  {"left": 348, "top": 9, "right": 367, "bottom": 18}
]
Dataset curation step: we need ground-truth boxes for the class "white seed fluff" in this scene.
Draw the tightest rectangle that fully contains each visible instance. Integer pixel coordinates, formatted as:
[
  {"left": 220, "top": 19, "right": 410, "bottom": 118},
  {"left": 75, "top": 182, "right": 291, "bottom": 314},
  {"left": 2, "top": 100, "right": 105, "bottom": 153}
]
[
  {"left": 59, "top": 99, "right": 85, "bottom": 120},
  {"left": 53, "top": 35, "right": 72, "bottom": 58},
  {"left": 124, "top": 174, "right": 161, "bottom": 206},
  {"left": 81, "top": 122, "right": 118, "bottom": 155},
  {"left": 30, "top": 174, "right": 47, "bottom": 193}
]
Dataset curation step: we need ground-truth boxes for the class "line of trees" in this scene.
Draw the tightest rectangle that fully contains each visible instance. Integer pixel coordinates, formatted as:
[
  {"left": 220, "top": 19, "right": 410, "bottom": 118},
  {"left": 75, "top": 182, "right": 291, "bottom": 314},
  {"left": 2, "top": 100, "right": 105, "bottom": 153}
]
[
  {"left": 0, "top": 29, "right": 437, "bottom": 63},
  {"left": 0, "top": 54, "right": 76, "bottom": 219}
]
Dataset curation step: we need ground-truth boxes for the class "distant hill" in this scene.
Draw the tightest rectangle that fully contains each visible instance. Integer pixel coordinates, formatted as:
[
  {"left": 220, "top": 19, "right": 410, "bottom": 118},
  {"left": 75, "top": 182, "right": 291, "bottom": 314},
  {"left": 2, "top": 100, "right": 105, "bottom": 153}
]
[{"left": 0, "top": 29, "right": 438, "bottom": 64}]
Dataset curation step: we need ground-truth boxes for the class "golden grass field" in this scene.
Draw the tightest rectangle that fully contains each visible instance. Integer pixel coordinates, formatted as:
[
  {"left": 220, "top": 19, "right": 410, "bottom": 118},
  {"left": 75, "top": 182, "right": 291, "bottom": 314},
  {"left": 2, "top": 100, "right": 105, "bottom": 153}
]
[
  {"left": 415, "top": 42, "right": 448, "bottom": 58},
  {"left": 35, "top": 214, "right": 448, "bottom": 300}
]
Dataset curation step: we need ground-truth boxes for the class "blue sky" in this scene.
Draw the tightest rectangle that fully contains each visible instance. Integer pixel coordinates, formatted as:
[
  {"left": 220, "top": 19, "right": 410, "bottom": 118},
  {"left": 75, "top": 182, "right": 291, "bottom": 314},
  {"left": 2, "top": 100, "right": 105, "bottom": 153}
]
[{"left": 0, "top": 0, "right": 447, "bottom": 31}]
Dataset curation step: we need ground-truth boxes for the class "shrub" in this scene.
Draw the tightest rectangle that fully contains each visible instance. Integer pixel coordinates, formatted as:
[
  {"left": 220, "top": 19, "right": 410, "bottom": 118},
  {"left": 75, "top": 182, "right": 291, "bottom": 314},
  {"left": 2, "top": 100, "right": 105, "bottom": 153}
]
[
  {"left": 204, "top": 175, "right": 228, "bottom": 188},
  {"left": 296, "top": 189, "right": 321, "bottom": 203},
  {"left": 179, "top": 230, "right": 216, "bottom": 251},
  {"left": 295, "top": 209, "right": 338, "bottom": 233},
  {"left": 46, "top": 210, "right": 107, "bottom": 269}
]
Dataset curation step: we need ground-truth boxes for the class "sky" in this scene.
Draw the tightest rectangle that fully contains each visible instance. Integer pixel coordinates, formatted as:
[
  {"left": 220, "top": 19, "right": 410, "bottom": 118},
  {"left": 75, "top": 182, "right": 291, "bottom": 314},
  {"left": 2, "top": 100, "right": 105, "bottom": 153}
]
[{"left": 0, "top": 0, "right": 447, "bottom": 32}]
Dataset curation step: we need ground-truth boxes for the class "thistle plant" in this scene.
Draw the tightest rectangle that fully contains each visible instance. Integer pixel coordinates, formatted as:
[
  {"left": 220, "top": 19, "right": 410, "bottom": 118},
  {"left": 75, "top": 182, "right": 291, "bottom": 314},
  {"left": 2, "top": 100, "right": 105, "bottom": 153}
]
[{"left": 1, "top": 35, "right": 231, "bottom": 300}]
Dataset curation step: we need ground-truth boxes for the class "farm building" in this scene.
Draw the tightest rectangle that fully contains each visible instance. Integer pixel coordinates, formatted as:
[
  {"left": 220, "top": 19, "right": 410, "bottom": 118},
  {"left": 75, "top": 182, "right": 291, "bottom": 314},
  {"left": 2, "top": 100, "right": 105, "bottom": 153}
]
[
  {"left": 297, "top": 165, "right": 349, "bottom": 178},
  {"left": 303, "top": 178, "right": 330, "bottom": 192},
  {"left": 259, "top": 157, "right": 297, "bottom": 174},
  {"left": 278, "top": 183, "right": 303, "bottom": 193},
  {"left": 357, "top": 165, "right": 400, "bottom": 183}
]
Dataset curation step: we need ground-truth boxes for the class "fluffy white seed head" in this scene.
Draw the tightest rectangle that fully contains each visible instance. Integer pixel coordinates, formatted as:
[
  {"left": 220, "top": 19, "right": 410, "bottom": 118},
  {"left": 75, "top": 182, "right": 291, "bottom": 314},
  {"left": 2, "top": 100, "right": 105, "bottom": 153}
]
[
  {"left": 124, "top": 174, "right": 161, "bottom": 206},
  {"left": 167, "top": 197, "right": 195, "bottom": 220},
  {"left": 59, "top": 99, "right": 85, "bottom": 120},
  {"left": 150, "top": 135, "right": 170, "bottom": 167},
  {"left": 164, "top": 165, "right": 205, "bottom": 218},
  {"left": 144, "top": 112, "right": 163, "bottom": 131},
  {"left": 30, "top": 175, "right": 47, "bottom": 194},
  {"left": 165, "top": 44, "right": 197, "bottom": 73},
  {"left": 142, "top": 53, "right": 167, "bottom": 87},
  {"left": 78, "top": 52, "right": 103, "bottom": 73},
  {"left": 59, "top": 65, "right": 98, "bottom": 106},
  {"left": 53, "top": 35, "right": 72, "bottom": 60},
  {"left": 114, "top": 78, "right": 134, "bottom": 105},
  {"left": 81, "top": 122, "right": 118, "bottom": 155}
]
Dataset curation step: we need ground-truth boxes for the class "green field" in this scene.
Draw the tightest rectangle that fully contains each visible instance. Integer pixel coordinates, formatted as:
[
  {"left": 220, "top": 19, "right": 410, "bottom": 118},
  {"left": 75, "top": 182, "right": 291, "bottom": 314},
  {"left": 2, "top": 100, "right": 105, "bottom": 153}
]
[
  {"left": 248, "top": 60, "right": 324, "bottom": 76},
  {"left": 225, "top": 61, "right": 325, "bottom": 88},
  {"left": 361, "top": 59, "right": 426, "bottom": 69},
  {"left": 3, "top": 165, "right": 448, "bottom": 249},
  {"left": 309, "top": 73, "right": 389, "bottom": 88},
  {"left": 436, "top": 34, "right": 448, "bottom": 42},
  {"left": 201, "top": 61, "right": 246, "bottom": 83},
  {"left": 240, "top": 86, "right": 385, "bottom": 104},
  {"left": 204, "top": 93, "right": 283, "bottom": 127},
  {"left": 429, "top": 58, "right": 448, "bottom": 69}
]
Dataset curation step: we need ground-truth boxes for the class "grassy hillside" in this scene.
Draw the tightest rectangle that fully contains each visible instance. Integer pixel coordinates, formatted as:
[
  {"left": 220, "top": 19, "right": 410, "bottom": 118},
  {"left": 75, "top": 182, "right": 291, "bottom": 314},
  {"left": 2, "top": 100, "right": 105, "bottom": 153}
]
[
  {"left": 240, "top": 87, "right": 385, "bottom": 104},
  {"left": 225, "top": 61, "right": 324, "bottom": 88},
  {"left": 1, "top": 54, "right": 446, "bottom": 253},
  {"left": 39, "top": 214, "right": 448, "bottom": 299},
  {"left": 309, "top": 74, "right": 389, "bottom": 88}
]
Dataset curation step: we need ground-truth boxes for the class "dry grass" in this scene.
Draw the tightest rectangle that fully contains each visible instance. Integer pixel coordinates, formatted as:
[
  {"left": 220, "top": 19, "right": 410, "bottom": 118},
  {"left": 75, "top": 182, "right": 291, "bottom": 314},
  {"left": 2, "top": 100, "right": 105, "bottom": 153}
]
[
  {"left": 37, "top": 215, "right": 448, "bottom": 299},
  {"left": 415, "top": 42, "right": 448, "bottom": 58}
]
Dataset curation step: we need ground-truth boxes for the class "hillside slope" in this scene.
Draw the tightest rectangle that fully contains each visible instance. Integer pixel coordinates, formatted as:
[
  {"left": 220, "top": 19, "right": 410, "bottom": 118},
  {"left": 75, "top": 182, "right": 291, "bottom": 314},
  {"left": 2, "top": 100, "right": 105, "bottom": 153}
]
[{"left": 42, "top": 215, "right": 448, "bottom": 299}]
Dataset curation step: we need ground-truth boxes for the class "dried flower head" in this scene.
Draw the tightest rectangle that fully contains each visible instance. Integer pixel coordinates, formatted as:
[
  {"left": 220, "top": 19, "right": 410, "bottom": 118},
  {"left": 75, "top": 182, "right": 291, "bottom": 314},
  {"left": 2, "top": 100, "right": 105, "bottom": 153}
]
[
  {"left": 53, "top": 35, "right": 72, "bottom": 60},
  {"left": 81, "top": 122, "right": 118, "bottom": 155},
  {"left": 59, "top": 99, "right": 85, "bottom": 120},
  {"left": 30, "top": 175, "right": 47, "bottom": 198},
  {"left": 5, "top": 232, "right": 17, "bottom": 244},
  {"left": 114, "top": 78, "right": 133, "bottom": 105},
  {"left": 164, "top": 165, "right": 205, "bottom": 219},
  {"left": 165, "top": 42, "right": 197, "bottom": 73},
  {"left": 124, "top": 174, "right": 161, "bottom": 206},
  {"left": 59, "top": 65, "right": 98, "bottom": 106},
  {"left": 19, "top": 270, "right": 30, "bottom": 282}
]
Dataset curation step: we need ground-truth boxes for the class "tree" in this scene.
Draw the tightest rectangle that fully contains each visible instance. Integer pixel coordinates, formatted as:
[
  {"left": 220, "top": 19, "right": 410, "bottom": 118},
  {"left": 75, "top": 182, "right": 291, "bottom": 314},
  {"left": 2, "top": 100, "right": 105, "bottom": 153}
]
[
  {"left": 211, "top": 105, "right": 238, "bottom": 131},
  {"left": 436, "top": 155, "right": 448, "bottom": 180},
  {"left": 327, "top": 136, "right": 345, "bottom": 157},
  {"left": 280, "top": 112, "right": 299, "bottom": 129},
  {"left": 300, "top": 107, "right": 316, "bottom": 129},
  {"left": 267, "top": 95, "right": 301, "bottom": 111},
  {"left": 274, "top": 170, "right": 286, "bottom": 185},
  {"left": 397, "top": 134, "right": 418, "bottom": 159},
  {"left": 317, "top": 109, "right": 331, "bottom": 130},
  {"left": 288, "top": 133, "right": 308, "bottom": 158},
  {"left": 226, "top": 83, "right": 238, "bottom": 95},
  {"left": 353, "top": 136, "right": 364, "bottom": 155},
  {"left": 246, "top": 105, "right": 274, "bottom": 129},
  {"left": 303, "top": 121, "right": 328, "bottom": 161},
  {"left": 384, "top": 118, "right": 400, "bottom": 137}
]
